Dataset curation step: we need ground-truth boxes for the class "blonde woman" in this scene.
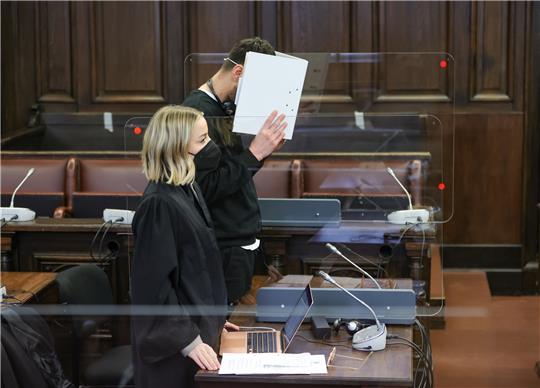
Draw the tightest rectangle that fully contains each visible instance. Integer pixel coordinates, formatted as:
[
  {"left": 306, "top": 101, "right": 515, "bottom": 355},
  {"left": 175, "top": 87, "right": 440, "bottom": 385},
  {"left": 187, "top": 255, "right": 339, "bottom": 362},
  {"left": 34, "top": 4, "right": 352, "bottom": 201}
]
[{"left": 131, "top": 105, "right": 237, "bottom": 388}]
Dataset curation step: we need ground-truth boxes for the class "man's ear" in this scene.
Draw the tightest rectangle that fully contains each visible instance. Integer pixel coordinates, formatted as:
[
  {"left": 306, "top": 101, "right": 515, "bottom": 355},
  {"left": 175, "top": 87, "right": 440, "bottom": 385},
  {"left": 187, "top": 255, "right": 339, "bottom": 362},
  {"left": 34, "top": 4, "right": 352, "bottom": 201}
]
[{"left": 231, "top": 64, "right": 244, "bottom": 81}]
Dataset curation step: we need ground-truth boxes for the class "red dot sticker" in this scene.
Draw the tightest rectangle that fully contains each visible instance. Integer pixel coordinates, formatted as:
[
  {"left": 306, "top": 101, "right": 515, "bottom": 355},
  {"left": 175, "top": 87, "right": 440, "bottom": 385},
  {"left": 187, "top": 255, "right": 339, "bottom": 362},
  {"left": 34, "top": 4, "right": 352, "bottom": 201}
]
[
  {"left": 134, "top": 127, "right": 142, "bottom": 135},
  {"left": 439, "top": 60, "right": 448, "bottom": 69},
  {"left": 438, "top": 182, "right": 446, "bottom": 191}
]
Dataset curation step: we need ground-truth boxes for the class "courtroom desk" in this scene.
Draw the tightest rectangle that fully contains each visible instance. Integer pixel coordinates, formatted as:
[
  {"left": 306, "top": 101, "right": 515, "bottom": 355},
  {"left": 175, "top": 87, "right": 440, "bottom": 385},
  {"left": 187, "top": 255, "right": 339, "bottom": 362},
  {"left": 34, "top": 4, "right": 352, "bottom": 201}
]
[
  {"left": 261, "top": 221, "right": 436, "bottom": 303},
  {"left": 1, "top": 217, "right": 131, "bottom": 304},
  {"left": 196, "top": 275, "right": 413, "bottom": 388},
  {"left": 2, "top": 218, "right": 438, "bottom": 310},
  {"left": 0, "top": 271, "right": 57, "bottom": 304}
]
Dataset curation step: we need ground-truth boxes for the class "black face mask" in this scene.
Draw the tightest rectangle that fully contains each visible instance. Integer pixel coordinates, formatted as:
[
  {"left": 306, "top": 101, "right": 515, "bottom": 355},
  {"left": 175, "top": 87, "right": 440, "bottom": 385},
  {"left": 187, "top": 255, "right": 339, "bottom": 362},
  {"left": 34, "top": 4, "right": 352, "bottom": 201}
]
[{"left": 192, "top": 140, "right": 221, "bottom": 170}]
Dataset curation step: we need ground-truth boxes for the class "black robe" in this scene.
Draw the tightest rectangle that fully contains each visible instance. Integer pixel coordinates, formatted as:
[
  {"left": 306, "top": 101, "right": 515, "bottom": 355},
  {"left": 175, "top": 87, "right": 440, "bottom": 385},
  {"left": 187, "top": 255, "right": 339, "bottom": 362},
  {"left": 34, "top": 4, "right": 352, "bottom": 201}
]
[{"left": 130, "top": 182, "right": 227, "bottom": 388}]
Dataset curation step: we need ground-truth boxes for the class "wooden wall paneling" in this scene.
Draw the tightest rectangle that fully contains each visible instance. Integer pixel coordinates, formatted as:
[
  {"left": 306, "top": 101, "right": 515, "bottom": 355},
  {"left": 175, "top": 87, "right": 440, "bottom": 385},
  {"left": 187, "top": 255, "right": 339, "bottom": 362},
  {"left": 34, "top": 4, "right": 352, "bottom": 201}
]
[
  {"left": 444, "top": 114, "right": 524, "bottom": 245},
  {"left": 35, "top": 1, "right": 76, "bottom": 106},
  {"left": 375, "top": 1, "right": 451, "bottom": 103},
  {"left": 73, "top": 1, "right": 91, "bottom": 111},
  {"left": 452, "top": 1, "right": 471, "bottom": 108},
  {"left": 1, "top": 2, "right": 38, "bottom": 134},
  {"left": 73, "top": 1, "right": 185, "bottom": 112},
  {"left": 350, "top": 1, "right": 374, "bottom": 111},
  {"left": 470, "top": 1, "right": 511, "bottom": 103},
  {"left": 522, "top": 1, "right": 540, "bottom": 291},
  {"left": 90, "top": 2, "right": 167, "bottom": 103},
  {"left": 463, "top": 1, "right": 526, "bottom": 112},
  {"left": 278, "top": 1, "right": 351, "bottom": 99},
  {"left": 1, "top": 1, "right": 18, "bottom": 134},
  {"left": 185, "top": 1, "right": 256, "bottom": 92},
  {"left": 90, "top": 1, "right": 166, "bottom": 104},
  {"left": 164, "top": 1, "right": 187, "bottom": 104},
  {"left": 255, "top": 1, "right": 278, "bottom": 49}
]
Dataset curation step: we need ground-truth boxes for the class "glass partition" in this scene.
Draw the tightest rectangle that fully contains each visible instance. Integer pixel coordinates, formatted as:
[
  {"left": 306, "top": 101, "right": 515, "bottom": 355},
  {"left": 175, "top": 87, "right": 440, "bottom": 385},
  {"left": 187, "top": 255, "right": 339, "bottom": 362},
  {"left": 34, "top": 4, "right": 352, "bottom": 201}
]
[
  {"left": 185, "top": 52, "right": 455, "bottom": 223},
  {"left": 183, "top": 50, "right": 453, "bottom": 320},
  {"left": 0, "top": 52, "right": 460, "bottom": 388}
]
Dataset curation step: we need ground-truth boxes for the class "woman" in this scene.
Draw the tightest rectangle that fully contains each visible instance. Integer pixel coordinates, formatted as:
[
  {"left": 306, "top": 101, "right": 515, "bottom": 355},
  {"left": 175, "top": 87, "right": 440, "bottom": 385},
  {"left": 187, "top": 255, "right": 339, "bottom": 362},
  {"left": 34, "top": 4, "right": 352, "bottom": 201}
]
[{"left": 131, "top": 105, "right": 236, "bottom": 388}]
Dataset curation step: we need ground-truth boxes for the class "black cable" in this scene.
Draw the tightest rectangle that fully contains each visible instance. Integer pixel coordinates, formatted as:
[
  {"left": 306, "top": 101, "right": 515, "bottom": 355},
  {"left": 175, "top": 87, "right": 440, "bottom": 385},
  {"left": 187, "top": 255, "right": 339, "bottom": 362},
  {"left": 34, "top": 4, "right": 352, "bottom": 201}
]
[
  {"left": 415, "top": 319, "right": 432, "bottom": 361},
  {"left": 90, "top": 218, "right": 123, "bottom": 263},
  {"left": 295, "top": 334, "right": 351, "bottom": 349},
  {"left": 387, "top": 335, "right": 433, "bottom": 388},
  {"left": 390, "top": 342, "right": 431, "bottom": 388},
  {"left": 90, "top": 220, "right": 113, "bottom": 262},
  {"left": 0, "top": 215, "right": 18, "bottom": 229},
  {"left": 337, "top": 243, "right": 390, "bottom": 279},
  {"left": 98, "top": 219, "right": 117, "bottom": 263},
  {"left": 388, "top": 335, "right": 432, "bottom": 386}
]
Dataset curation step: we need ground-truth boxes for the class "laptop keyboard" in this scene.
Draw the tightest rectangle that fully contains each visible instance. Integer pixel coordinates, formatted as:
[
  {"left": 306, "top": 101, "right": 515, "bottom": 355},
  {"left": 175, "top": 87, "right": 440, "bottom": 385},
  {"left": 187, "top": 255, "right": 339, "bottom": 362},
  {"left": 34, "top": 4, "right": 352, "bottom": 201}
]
[{"left": 247, "top": 332, "right": 278, "bottom": 353}]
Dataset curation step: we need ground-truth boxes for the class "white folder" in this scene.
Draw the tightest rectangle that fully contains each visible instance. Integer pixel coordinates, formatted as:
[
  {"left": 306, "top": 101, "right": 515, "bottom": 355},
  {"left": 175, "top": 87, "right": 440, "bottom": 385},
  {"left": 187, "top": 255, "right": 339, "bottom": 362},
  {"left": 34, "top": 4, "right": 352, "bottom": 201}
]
[{"left": 232, "top": 51, "right": 308, "bottom": 140}]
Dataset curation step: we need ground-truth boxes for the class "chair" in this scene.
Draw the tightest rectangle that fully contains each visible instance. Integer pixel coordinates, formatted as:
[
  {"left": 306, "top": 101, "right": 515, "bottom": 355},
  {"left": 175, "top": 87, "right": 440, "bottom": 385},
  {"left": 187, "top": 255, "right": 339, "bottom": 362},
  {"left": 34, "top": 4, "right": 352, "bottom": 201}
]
[
  {"left": 0, "top": 157, "right": 73, "bottom": 217},
  {"left": 70, "top": 159, "right": 147, "bottom": 218},
  {"left": 56, "top": 264, "right": 132, "bottom": 387}
]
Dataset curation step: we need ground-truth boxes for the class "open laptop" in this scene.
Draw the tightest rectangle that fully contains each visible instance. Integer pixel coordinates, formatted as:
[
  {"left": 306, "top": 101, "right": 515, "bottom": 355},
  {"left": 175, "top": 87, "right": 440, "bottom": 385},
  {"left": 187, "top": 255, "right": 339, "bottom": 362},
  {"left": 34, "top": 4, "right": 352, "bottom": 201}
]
[{"left": 220, "top": 284, "right": 313, "bottom": 354}]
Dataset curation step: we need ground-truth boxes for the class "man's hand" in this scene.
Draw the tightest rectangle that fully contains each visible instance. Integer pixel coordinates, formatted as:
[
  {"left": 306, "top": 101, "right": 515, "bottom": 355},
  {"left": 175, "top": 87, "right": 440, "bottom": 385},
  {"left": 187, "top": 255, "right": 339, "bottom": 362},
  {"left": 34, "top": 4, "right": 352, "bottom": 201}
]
[
  {"left": 187, "top": 343, "right": 220, "bottom": 370},
  {"left": 249, "top": 110, "right": 287, "bottom": 161}
]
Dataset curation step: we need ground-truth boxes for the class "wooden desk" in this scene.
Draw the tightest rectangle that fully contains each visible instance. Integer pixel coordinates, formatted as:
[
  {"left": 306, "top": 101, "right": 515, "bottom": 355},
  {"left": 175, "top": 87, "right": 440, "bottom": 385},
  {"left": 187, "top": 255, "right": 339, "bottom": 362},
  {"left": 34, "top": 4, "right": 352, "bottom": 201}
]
[
  {"left": 0, "top": 271, "right": 58, "bottom": 304},
  {"left": 1, "top": 218, "right": 131, "bottom": 304},
  {"left": 196, "top": 276, "right": 413, "bottom": 388},
  {"left": 1, "top": 218, "right": 438, "bottom": 309}
]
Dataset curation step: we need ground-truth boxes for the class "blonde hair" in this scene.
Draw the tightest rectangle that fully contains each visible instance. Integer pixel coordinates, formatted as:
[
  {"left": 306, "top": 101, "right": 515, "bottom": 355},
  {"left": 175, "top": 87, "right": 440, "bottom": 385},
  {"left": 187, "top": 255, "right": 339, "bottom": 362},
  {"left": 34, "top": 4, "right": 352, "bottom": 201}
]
[{"left": 142, "top": 105, "right": 203, "bottom": 186}]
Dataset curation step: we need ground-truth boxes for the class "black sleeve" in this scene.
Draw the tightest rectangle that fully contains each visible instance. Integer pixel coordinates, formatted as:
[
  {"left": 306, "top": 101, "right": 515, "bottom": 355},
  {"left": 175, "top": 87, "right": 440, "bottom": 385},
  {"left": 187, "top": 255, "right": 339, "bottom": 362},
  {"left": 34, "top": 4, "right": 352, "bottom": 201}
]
[
  {"left": 195, "top": 122, "right": 262, "bottom": 204},
  {"left": 131, "top": 196, "right": 200, "bottom": 364},
  {"left": 196, "top": 150, "right": 261, "bottom": 205}
]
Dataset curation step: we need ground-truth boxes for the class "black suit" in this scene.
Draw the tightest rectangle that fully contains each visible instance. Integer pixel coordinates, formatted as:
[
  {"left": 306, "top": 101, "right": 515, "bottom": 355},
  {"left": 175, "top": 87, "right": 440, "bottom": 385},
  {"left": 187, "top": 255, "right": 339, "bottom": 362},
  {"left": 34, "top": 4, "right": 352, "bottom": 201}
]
[{"left": 130, "top": 182, "right": 227, "bottom": 388}]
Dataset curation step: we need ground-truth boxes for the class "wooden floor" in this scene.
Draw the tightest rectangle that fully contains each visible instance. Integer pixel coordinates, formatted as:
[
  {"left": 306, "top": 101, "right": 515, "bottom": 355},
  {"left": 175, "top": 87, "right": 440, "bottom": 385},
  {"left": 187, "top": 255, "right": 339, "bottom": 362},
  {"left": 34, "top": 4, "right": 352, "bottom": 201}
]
[{"left": 431, "top": 271, "right": 540, "bottom": 388}]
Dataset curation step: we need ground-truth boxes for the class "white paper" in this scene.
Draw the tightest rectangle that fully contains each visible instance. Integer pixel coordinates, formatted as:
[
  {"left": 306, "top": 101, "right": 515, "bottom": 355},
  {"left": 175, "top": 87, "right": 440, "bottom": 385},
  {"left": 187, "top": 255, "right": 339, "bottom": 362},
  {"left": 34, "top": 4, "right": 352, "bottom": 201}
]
[
  {"left": 232, "top": 51, "right": 308, "bottom": 140},
  {"left": 354, "top": 111, "right": 365, "bottom": 130},
  {"left": 219, "top": 353, "right": 326, "bottom": 375},
  {"left": 308, "top": 354, "right": 328, "bottom": 374},
  {"left": 103, "top": 112, "right": 113, "bottom": 133}
]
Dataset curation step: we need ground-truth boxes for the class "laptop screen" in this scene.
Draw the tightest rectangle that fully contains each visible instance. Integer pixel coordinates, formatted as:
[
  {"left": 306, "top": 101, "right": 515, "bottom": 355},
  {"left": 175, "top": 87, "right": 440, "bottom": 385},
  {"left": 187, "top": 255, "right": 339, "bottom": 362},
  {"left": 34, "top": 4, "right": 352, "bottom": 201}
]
[{"left": 282, "top": 284, "right": 313, "bottom": 350}]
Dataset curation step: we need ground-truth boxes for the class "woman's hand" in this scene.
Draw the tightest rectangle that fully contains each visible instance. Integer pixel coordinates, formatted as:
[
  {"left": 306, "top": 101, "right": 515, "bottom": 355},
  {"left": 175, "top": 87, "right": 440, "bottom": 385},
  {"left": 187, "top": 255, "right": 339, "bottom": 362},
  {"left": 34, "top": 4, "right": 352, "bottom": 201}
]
[
  {"left": 224, "top": 321, "right": 240, "bottom": 332},
  {"left": 187, "top": 343, "right": 220, "bottom": 370}
]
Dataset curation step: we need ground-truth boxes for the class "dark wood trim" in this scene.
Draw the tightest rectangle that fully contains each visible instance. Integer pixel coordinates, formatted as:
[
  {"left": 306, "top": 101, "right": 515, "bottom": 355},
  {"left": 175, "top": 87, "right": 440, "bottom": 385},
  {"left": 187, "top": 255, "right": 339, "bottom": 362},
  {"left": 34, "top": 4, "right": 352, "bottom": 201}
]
[
  {"left": 442, "top": 244, "right": 528, "bottom": 295},
  {"left": 442, "top": 244, "right": 522, "bottom": 269},
  {"left": 255, "top": 1, "right": 277, "bottom": 48},
  {"left": 0, "top": 126, "right": 45, "bottom": 147},
  {"left": 522, "top": 1, "right": 540, "bottom": 294}
]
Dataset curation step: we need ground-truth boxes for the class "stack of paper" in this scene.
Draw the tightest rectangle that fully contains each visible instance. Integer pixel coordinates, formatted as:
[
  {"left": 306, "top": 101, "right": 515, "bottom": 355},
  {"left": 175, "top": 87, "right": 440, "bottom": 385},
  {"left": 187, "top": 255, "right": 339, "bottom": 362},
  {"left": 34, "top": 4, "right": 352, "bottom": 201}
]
[{"left": 219, "top": 352, "right": 327, "bottom": 375}]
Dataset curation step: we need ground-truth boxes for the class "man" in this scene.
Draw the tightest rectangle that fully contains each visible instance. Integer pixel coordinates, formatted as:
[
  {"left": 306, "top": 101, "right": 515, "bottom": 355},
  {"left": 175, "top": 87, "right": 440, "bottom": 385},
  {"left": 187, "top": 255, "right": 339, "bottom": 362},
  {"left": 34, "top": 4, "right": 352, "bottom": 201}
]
[{"left": 182, "top": 37, "right": 286, "bottom": 304}]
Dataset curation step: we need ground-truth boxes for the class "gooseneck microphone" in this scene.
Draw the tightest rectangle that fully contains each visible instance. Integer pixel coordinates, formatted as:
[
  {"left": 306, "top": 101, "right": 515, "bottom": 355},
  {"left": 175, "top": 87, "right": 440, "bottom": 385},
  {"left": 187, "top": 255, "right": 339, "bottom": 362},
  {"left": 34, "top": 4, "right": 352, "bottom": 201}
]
[
  {"left": 317, "top": 270, "right": 387, "bottom": 351},
  {"left": 325, "top": 243, "right": 382, "bottom": 289},
  {"left": 1, "top": 168, "right": 36, "bottom": 222},
  {"left": 386, "top": 167, "right": 412, "bottom": 210},
  {"left": 10, "top": 168, "right": 35, "bottom": 207},
  {"left": 385, "top": 167, "right": 429, "bottom": 225}
]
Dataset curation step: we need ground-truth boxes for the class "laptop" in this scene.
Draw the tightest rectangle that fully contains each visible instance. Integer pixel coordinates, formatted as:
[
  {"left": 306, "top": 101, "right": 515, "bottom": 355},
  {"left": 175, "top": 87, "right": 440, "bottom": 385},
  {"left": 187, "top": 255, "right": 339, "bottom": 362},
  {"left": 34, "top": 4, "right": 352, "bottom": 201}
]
[{"left": 220, "top": 284, "right": 313, "bottom": 354}]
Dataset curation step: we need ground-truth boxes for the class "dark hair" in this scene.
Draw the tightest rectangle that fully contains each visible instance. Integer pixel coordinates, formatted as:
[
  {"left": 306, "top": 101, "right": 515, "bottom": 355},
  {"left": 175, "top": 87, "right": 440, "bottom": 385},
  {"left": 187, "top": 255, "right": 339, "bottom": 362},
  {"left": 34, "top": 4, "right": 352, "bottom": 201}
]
[{"left": 222, "top": 37, "right": 275, "bottom": 70}]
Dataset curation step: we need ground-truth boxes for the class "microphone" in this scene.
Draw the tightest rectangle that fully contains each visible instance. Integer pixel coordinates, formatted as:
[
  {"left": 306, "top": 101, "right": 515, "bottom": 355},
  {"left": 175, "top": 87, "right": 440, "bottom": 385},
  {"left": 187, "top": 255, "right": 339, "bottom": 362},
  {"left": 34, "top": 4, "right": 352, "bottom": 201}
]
[
  {"left": 101, "top": 183, "right": 138, "bottom": 225},
  {"left": 103, "top": 209, "right": 135, "bottom": 225},
  {"left": 0, "top": 168, "right": 36, "bottom": 222},
  {"left": 317, "top": 270, "right": 387, "bottom": 351},
  {"left": 325, "top": 243, "right": 381, "bottom": 289},
  {"left": 385, "top": 167, "right": 429, "bottom": 225}
]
